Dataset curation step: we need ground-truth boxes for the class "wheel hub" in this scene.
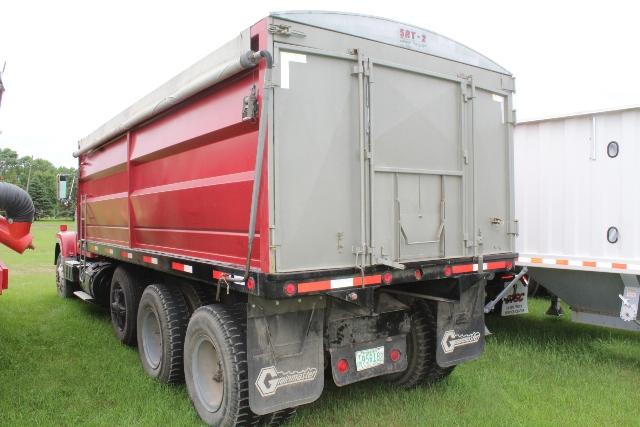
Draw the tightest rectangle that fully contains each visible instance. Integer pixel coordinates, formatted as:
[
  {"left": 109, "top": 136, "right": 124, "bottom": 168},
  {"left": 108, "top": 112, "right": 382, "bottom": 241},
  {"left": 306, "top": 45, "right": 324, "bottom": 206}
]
[
  {"left": 111, "top": 285, "right": 127, "bottom": 330},
  {"left": 192, "top": 336, "right": 224, "bottom": 413}
]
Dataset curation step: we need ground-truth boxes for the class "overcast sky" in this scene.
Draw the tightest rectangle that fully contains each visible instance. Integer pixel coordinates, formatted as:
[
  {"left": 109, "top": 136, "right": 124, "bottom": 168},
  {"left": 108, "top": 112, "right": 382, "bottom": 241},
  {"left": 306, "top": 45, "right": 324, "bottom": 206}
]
[{"left": 1, "top": 0, "right": 638, "bottom": 167}]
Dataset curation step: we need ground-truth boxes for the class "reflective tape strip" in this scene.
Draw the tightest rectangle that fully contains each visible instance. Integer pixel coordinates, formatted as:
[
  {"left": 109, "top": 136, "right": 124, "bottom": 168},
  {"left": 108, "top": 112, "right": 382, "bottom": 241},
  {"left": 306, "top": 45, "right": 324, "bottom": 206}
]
[
  {"left": 298, "top": 275, "right": 382, "bottom": 293},
  {"left": 453, "top": 261, "right": 510, "bottom": 275},
  {"left": 142, "top": 256, "right": 158, "bottom": 265},
  {"left": 452, "top": 264, "right": 474, "bottom": 274},
  {"left": 212, "top": 270, "right": 225, "bottom": 280},
  {"left": 106, "top": 248, "right": 114, "bottom": 255},
  {"left": 171, "top": 262, "right": 193, "bottom": 273},
  {"left": 519, "top": 256, "right": 635, "bottom": 271},
  {"left": 120, "top": 251, "right": 133, "bottom": 259},
  {"left": 354, "top": 275, "right": 382, "bottom": 286},
  {"left": 92, "top": 245, "right": 99, "bottom": 252}
]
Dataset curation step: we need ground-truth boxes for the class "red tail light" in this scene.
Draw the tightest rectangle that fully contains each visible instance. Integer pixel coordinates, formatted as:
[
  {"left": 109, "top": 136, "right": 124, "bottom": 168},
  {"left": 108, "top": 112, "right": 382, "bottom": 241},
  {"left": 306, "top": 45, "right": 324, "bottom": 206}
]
[
  {"left": 390, "top": 348, "right": 401, "bottom": 362},
  {"left": 336, "top": 358, "right": 349, "bottom": 374},
  {"left": 382, "top": 271, "right": 393, "bottom": 285},
  {"left": 414, "top": 269, "right": 422, "bottom": 281},
  {"left": 247, "top": 277, "right": 256, "bottom": 290},
  {"left": 59, "top": 224, "right": 67, "bottom": 232},
  {"left": 283, "top": 282, "right": 297, "bottom": 296},
  {"left": 443, "top": 265, "right": 453, "bottom": 277}
]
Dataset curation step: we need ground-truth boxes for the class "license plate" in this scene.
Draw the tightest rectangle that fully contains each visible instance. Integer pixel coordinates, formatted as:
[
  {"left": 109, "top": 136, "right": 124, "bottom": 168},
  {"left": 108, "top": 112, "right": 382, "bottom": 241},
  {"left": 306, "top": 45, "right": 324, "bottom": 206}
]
[{"left": 355, "top": 346, "right": 384, "bottom": 371}]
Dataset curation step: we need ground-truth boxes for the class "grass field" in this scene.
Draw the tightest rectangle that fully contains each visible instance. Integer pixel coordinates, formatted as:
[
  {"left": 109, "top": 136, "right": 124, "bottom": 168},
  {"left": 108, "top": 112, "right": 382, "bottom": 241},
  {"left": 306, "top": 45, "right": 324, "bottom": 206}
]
[{"left": 1, "top": 221, "right": 639, "bottom": 426}]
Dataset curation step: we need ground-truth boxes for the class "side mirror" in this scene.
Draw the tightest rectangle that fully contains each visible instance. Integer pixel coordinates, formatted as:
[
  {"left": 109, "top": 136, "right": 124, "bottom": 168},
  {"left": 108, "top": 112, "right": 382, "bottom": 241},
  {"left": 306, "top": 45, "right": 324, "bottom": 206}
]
[{"left": 57, "top": 174, "right": 69, "bottom": 201}]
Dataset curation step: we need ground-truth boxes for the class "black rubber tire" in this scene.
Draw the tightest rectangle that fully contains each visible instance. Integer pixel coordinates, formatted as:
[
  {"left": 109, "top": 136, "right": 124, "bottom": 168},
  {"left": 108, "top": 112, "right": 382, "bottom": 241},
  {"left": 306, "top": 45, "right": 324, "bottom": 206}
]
[
  {"left": 180, "top": 281, "right": 216, "bottom": 315},
  {"left": 260, "top": 408, "right": 297, "bottom": 426},
  {"left": 383, "top": 300, "right": 454, "bottom": 388},
  {"left": 110, "top": 266, "right": 145, "bottom": 346},
  {"left": 184, "top": 304, "right": 260, "bottom": 426},
  {"left": 55, "top": 254, "right": 76, "bottom": 298},
  {"left": 137, "top": 283, "right": 189, "bottom": 384},
  {"left": 383, "top": 300, "right": 432, "bottom": 388}
]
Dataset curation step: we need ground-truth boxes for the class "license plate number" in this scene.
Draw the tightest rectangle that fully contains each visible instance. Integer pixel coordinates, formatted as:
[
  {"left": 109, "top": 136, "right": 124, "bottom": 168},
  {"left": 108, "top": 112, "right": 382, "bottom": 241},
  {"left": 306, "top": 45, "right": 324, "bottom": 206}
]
[{"left": 355, "top": 346, "right": 384, "bottom": 371}]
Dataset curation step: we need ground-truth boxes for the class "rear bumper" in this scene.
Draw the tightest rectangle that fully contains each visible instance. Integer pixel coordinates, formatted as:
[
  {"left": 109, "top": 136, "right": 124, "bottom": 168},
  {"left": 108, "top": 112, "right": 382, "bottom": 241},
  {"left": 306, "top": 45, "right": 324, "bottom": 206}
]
[
  {"left": 77, "top": 240, "right": 515, "bottom": 300},
  {"left": 261, "top": 253, "right": 517, "bottom": 299}
]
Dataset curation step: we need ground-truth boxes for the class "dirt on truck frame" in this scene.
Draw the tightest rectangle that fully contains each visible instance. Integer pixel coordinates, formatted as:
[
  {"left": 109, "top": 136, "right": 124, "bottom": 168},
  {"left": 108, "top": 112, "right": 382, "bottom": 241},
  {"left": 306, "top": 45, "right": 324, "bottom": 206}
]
[{"left": 54, "top": 11, "right": 517, "bottom": 427}]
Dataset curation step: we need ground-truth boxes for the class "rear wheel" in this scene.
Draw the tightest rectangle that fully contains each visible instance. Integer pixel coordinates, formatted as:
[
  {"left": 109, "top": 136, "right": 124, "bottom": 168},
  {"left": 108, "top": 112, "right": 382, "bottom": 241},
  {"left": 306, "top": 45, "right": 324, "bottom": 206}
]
[
  {"left": 180, "top": 281, "right": 216, "bottom": 315},
  {"left": 383, "top": 300, "right": 454, "bottom": 388},
  {"left": 184, "top": 304, "right": 260, "bottom": 426},
  {"left": 383, "top": 301, "right": 431, "bottom": 388},
  {"left": 137, "top": 283, "right": 189, "bottom": 384},
  {"left": 55, "top": 254, "right": 75, "bottom": 298},
  {"left": 260, "top": 408, "right": 297, "bottom": 426},
  {"left": 110, "top": 266, "right": 144, "bottom": 346}
]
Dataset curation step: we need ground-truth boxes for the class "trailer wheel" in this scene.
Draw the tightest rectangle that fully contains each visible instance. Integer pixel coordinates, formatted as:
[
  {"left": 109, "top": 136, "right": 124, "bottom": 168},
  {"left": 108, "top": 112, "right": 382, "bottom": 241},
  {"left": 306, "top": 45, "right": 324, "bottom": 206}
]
[
  {"left": 180, "top": 281, "right": 216, "bottom": 315},
  {"left": 184, "top": 304, "right": 260, "bottom": 426},
  {"left": 55, "top": 254, "right": 76, "bottom": 298},
  {"left": 260, "top": 408, "right": 297, "bottom": 426},
  {"left": 137, "top": 284, "right": 189, "bottom": 384},
  {"left": 110, "top": 266, "right": 144, "bottom": 346}
]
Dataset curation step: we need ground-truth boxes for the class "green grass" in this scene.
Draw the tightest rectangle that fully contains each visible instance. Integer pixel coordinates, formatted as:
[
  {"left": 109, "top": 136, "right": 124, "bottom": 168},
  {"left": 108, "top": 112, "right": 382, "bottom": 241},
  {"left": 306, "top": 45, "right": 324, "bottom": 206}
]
[{"left": 1, "top": 221, "right": 639, "bottom": 426}]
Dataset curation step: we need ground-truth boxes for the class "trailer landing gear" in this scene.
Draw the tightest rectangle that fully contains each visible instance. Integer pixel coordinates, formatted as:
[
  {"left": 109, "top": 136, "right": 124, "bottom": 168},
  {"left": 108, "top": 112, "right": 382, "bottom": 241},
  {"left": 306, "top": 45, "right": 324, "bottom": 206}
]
[{"left": 546, "top": 295, "right": 565, "bottom": 317}]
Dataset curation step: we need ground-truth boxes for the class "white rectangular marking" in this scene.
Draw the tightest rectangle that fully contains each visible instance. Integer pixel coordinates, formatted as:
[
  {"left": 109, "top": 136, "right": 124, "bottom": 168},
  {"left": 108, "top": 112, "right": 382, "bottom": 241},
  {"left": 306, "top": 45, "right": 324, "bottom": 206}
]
[
  {"left": 280, "top": 52, "right": 307, "bottom": 89},
  {"left": 331, "top": 278, "right": 353, "bottom": 289}
]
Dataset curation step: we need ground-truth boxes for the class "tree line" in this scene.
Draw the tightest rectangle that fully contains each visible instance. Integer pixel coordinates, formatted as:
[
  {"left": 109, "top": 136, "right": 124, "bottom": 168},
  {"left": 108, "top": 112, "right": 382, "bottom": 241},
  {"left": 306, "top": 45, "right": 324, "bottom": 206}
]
[{"left": 0, "top": 148, "right": 76, "bottom": 220}]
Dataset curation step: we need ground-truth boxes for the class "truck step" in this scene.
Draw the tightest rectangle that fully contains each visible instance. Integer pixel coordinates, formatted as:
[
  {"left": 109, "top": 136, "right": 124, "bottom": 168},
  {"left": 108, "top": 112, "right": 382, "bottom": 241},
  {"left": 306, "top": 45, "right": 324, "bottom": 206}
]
[{"left": 73, "top": 290, "right": 94, "bottom": 302}]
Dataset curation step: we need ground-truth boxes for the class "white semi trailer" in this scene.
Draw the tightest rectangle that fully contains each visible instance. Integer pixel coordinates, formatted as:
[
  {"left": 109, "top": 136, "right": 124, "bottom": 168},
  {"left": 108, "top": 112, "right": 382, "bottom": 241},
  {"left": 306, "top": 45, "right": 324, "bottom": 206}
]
[{"left": 515, "top": 105, "right": 640, "bottom": 331}]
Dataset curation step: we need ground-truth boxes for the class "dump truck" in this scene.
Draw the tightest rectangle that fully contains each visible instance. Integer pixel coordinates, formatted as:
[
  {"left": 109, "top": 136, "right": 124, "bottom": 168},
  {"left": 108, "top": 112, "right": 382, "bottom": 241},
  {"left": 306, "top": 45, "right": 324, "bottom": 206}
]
[
  {"left": 515, "top": 105, "right": 640, "bottom": 330},
  {"left": 55, "top": 11, "right": 517, "bottom": 426}
]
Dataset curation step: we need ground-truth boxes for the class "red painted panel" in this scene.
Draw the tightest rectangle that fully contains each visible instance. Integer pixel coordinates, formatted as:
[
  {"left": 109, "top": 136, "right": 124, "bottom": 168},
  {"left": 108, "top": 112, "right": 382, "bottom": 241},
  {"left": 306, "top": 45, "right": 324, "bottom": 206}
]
[
  {"left": 130, "top": 72, "right": 257, "bottom": 161},
  {"left": 86, "top": 194, "right": 128, "bottom": 227},
  {"left": 77, "top": 19, "right": 270, "bottom": 273},
  {"left": 86, "top": 225, "right": 129, "bottom": 244},
  {"left": 133, "top": 229, "right": 260, "bottom": 267},
  {"left": 131, "top": 131, "right": 258, "bottom": 190},
  {"left": 80, "top": 136, "right": 127, "bottom": 179},
  {"left": 130, "top": 173, "right": 255, "bottom": 232},
  {"left": 81, "top": 170, "right": 127, "bottom": 197}
]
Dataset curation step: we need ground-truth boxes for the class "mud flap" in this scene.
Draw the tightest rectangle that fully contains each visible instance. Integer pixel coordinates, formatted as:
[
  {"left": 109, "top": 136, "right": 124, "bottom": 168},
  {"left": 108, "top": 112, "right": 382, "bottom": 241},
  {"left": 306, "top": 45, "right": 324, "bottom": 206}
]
[
  {"left": 247, "top": 295, "right": 325, "bottom": 415},
  {"left": 436, "top": 278, "right": 486, "bottom": 367}
]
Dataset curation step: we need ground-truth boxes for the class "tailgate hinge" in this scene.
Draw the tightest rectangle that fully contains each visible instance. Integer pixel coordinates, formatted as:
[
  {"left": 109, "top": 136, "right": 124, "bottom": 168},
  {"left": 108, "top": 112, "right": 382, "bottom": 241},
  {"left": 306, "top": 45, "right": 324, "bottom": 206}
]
[
  {"left": 460, "top": 74, "right": 475, "bottom": 103},
  {"left": 268, "top": 24, "right": 305, "bottom": 38},
  {"left": 507, "top": 219, "right": 519, "bottom": 236}
]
